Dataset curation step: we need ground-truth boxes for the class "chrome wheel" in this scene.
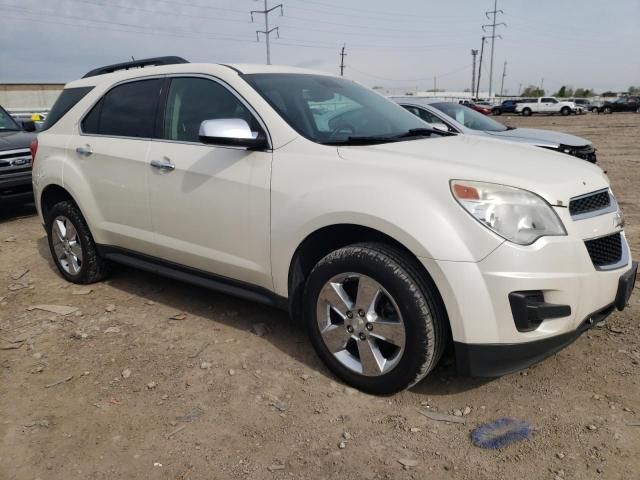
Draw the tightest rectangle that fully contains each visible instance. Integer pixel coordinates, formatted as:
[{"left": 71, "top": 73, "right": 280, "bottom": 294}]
[
  {"left": 316, "top": 273, "right": 406, "bottom": 376},
  {"left": 51, "top": 215, "right": 83, "bottom": 275}
]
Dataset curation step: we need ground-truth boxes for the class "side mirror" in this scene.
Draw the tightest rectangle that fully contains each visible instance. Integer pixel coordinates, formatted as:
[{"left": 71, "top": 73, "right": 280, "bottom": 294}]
[
  {"left": 430, "top": 122, "right": 450, "bottom": 133},
  {"left": 21, "top": 120, "right": 36, "bottom": 132},
  {"left": 198, "top": 119, "right": 268, "bottom": 149}
]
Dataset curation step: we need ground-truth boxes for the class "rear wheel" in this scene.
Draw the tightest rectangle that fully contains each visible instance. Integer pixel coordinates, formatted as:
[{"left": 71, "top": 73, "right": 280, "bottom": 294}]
[
  {"left": 492, "top": 108, "right": 502, "bottom": 116},
  {"left": 522, "top": 108, "right": 532, "bottom": 116},
  {"left": 561, "top": 107, "right": 571, "bottom": 116},
  {"left": 591, "top": 107, "right": 600, "bottom": 113},
  {"left": 603, "top": 106, "right": 612, "bottom": 114},
  {"left": 303, "top": 243, "right": 448, "bottom": 394},
  {"left": 45, "top": 201, "right": 108, "bottom": 284}
]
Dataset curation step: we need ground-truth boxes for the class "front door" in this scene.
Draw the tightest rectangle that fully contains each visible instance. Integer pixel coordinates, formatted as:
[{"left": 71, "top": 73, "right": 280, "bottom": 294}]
[{"left": 147, "top": 76, "right": 272, "bottom": 289}]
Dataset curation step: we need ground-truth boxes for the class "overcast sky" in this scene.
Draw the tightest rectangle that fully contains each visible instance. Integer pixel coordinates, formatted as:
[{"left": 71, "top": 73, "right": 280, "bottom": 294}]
[{"left": 1, "top": 0, "right": 639, "bottom": 94}]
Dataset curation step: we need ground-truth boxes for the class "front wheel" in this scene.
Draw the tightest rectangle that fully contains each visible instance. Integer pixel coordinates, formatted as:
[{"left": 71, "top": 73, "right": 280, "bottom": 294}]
[
  {"left": 522, "top": 108, "right": 532, "bottom": 116},
  {"left": 603, "top": 106, "right": 612, "bottom": 114},
  {"left": 46, "top": 201, "right": 108, "bottom": 284},
  {"left": 561, "top": 107, "right": 571, "bottom": 116},
  {"left": 303, "top": 243, "right": 448, "bottom": 394}
]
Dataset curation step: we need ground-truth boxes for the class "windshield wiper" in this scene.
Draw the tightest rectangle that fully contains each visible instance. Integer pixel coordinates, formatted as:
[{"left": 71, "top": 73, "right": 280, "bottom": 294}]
[{"left": 323, "top": 127, "right": 454, "bottom": 146}]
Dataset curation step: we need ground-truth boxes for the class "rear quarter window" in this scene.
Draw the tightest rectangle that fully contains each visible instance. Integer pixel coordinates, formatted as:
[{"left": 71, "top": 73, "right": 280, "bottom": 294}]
[{"left": 41, "top": 87, "right": 94, "bottom": 131}]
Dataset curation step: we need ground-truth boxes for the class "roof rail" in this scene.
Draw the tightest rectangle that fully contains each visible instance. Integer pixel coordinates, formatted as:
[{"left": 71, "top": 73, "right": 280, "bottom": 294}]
[{"left": 82, "top": 56, "right": 189, "bottom": 79}]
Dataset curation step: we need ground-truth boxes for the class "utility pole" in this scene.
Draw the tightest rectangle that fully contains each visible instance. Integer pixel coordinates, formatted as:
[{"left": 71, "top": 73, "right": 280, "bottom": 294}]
[
  {"left": 339, "top": 44, "right": 347, "bottom": 76},
  {"left": 499, "top": 61, "right": 507, "bottom": 97},
  {"left": 251, "top": 0, "right": 283, "bottom": 65},
  {"left": 471, "top": 49, "right": 478, "bottom": 98},
  {"left": 433, "top": 76, "right": 437, "bottom": 94},
  {"left": 482, "top": 0, "right": 506, "bottom": 98},
  {"left": 476, "top": 36, "right": 487, "bottom": 99},
  {"left": 540, "top": 77, "right": 544, "bottom": 94}
]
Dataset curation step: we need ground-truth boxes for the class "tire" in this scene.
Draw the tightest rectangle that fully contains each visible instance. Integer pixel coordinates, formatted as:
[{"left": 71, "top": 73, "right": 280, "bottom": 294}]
[
  {"left": 492, "top": 108, "right": 502, "bottom": 116},
  {"left": 45, "top": 200, "right": 108, "bottom": 284},
  {"left": 303, "top": 242, "right": 448, "bottom": 394},
  {"left": 603, "top": 106, "right": 612, "bottom": 114},
  {"left": 636, "top": 107, "right": 640, "bottom": 113},
  {"left": 591, "top": 107, "right": 599, "bottom": 114},
  {"left": 561, "top": 107, "right": 570, "bottom": 116},
  {"left": 522, "top": 108, "right": 532, "bottom": 116}
]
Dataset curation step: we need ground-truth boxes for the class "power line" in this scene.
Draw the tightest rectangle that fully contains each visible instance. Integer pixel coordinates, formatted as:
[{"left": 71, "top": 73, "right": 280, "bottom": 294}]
[
  {"left": 348, "top": 64, "right": 471, "bottom": 84},
  {"left": 482, "top": 0, "right": 506, "bottom": 97},
  {"left": 251, "top": 1, "right": 284, "bottom": 65}
]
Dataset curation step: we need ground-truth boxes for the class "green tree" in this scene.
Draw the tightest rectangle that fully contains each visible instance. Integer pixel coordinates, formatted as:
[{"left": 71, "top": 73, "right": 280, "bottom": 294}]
[
  {"left": 629, "top": 86, "right": 640, "bottom": 95},
  {"left": 554, "top": 86, "right": 574, "bottom": 97},
  {"left": 521, "top": 85, "right": 545, "bottom": 97},
  {"left": 574, "top": 88, "right": 594, "bottom": 98}
]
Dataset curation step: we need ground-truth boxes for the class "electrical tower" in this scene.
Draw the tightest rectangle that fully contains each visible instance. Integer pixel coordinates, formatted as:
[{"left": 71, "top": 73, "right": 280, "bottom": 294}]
[
  {"left": 499, "top": 61, "right": 507, "bottom": 97},
  {"left": 471, "top": 49, "right": 478, "bottom": 98},
  {"left": 482, "top": 0, "right": 506, "bottom": 98},
  {"left": 251, "top": 0, "right": 283, "bottom": 65},
  {"left": 339, "top": 44, "right": 347, "bottom": 76},
  {"left": 476, "top": 36, "right": 487, "bottom": 99}
]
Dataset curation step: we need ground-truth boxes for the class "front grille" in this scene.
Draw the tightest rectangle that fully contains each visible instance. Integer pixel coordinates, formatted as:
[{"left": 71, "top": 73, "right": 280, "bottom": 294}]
[
  {"left": 0, "top": 149, "right": 32, "bottom": 173},
  {"left": 584, "top": 233, "right": 622, "bottom": 267},
  {"left": 569, "top": 189, "right": 611, "bottom": 216}
]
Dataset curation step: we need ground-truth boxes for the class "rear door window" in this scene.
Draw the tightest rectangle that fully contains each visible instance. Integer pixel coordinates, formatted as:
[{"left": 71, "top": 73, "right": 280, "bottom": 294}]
[{"left": 82, "top": 79, "right": 162, "bottom": 138}]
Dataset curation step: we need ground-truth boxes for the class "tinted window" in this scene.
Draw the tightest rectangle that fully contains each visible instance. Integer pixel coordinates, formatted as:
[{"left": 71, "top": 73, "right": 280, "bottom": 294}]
[
  {"left": 0, "top": 105, "right": 20, "bottom": 131},
  {"left": 82, "top": 79, "right": 162, "bottom": 138},
  {"left": 542, "top": 97, "right": 556, "bottom": 103},
  {"left": 42, "top": 87, "right": 93, "bottom": 131},
  {"left": 431, "top": 102, "right": 507, "bottom": 132},
  {"left": 245, "top": 74, "right": 430, "bottom": 144},
  {"left": 163, "top": 77, "right": 258, "bottom": 143},
  {"left": 402, "top": 105, "right": 445, "bottom": 125}
]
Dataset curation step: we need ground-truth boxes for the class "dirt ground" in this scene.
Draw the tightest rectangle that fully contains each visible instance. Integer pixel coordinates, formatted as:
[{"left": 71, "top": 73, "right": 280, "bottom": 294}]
[{"left": 1, "top": 113, "right": 639, "bottom": 480}]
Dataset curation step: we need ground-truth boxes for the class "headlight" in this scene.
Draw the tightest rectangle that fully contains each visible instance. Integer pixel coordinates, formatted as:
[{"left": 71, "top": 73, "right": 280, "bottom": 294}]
[{"left": 451, "top": 180, "right": 566, "bottom": 245}]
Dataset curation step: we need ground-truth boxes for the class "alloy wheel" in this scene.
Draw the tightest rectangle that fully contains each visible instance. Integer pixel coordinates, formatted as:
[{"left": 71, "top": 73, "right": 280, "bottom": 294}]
[
  {"left": 316, "top": 273, "right": 406, "bottom": 376},
  {"left": 51, "top": 215, "right": 83, "bottom": 275}
]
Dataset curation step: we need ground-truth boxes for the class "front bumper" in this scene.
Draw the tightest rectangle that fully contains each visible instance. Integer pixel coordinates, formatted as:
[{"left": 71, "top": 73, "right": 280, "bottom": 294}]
[
  {"left": 420, "top": 218, "right": 636, "bottom": 376},
  {"left": 0, "top": 170, "right": 34, "bottom": 206}
]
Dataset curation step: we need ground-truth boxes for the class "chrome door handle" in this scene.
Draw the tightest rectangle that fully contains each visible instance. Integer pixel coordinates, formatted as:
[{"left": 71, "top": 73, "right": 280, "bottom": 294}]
[
  {"left": 75, "top": 145, "right": 92, "bottom": 156},
  {"left": 150, "top": 158, "right": 175, "bottom": 171}
]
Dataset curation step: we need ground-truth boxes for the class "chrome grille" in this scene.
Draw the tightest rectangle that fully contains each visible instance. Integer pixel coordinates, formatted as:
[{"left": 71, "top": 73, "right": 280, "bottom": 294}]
[
  {"left": 0, "top": 149, "right": 32, "bottom": 173},
  {"left": 569, "top": 189, "right": 612, "bottom": 218}
]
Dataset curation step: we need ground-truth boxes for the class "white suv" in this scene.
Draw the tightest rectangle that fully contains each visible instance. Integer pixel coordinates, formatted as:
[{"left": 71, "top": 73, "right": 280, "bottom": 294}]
[{"left": 33, "top": 57, "right": 637, "bottom": 394}]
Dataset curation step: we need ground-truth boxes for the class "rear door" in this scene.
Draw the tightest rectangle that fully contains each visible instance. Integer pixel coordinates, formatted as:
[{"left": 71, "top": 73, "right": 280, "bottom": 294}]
[
  {"left": 146, "top": 76, "right": 272, "bottom": 289},
  {"left": 75, "top": 78, "right": 162, "bottom": 252}
]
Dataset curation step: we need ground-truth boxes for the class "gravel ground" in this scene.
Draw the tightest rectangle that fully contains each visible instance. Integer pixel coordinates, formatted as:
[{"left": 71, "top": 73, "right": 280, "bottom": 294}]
[{"left": 1, "top": 112, "right": 639, "bottom": 480}]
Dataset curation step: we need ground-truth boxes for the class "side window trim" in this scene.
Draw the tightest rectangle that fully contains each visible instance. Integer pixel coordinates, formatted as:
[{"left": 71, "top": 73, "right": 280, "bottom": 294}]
[
  {"left": 152, "top": 74, "right": 272, "bottom": 150},
  {"left": 78, "top": 74, "right": 166, "bottom": 141}
]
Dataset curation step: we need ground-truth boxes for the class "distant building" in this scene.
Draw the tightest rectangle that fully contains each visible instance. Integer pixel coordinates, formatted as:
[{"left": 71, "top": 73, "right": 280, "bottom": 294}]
[{"left": 0, "top": 83, "right": 64, "bottom": 110}]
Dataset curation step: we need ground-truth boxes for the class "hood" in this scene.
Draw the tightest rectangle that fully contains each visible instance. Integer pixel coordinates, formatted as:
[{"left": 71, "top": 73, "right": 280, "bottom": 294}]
[
  {"left": 484, "top": 127, "right": 590, "bottom": 148},
  {"left": 0, "top": 130, "right": 36, "bottom": 151},
  {"left": 337, "top": 134, "right": 608, "bottom": 206}
]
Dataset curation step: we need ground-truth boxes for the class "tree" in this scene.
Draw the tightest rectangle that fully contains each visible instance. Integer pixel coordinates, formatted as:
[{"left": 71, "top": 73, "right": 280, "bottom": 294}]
[
  {"left": 574, "top": 88, "right": 594, "bottom": 98},
  {"left": 521, "top": 85, "right": 545, "bottom": 97},
  {"left": 629, "top": 86, "right": 640, "bottom": 95},
  {"left": 601, "top": 91, "right": 617, "bottom": 97},
  {"left": 554, "top": 86, "right": 574, "bottom": 97}
]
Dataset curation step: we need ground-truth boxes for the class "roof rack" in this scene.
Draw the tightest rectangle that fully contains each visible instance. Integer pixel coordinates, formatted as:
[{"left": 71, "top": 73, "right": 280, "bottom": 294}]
[{"left": 82, "top": 56, "right": 189, "bottom": 79}]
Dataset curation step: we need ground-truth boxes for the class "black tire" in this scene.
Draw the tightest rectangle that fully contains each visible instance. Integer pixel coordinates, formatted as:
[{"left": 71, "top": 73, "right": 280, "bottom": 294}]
[
  {"left": 603, "top": 106, "right": 612, "bottom": 114},
  {"left": 561, "top": 107, "right": 571, "bottom": 116},
  {"left": 303, "top": 242, "right": 448, "bottom": 394},
  {"left": 492, "top": 108, "right": 502, "bottom": 116},
  {"left": 522, "top": 108, "right": 532, "bottom": 116},
  {"left": 45, "top": 201, "right": 108, "bottom": 284},
  {"left": 591, "top": 107, "right": 599, "bottom": 114}
]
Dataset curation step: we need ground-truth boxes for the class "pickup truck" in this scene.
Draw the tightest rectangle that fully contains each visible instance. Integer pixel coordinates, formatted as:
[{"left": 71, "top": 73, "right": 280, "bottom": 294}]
[
  {"left": 0, "top": 104, "right": 36, "bottom": 208},
  {"left": 515, "top": 97, "right": 579, "bottom": 116}
]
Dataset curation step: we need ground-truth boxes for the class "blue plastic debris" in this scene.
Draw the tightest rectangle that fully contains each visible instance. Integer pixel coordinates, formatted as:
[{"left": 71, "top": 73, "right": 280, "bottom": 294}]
[{"left": 470, "top": 417, "right": 532, "bottom": 449}]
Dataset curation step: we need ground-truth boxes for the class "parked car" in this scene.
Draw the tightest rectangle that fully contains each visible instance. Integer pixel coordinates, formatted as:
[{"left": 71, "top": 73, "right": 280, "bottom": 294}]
[
  {"left": 515, "top": 97, "right": 580, "bottom": 116},
  {"left": 599, "top": 96, "right": 640, "bottom": 114},
  {"left": 567, "top": 98, "right": 592, "bottom": 113},
  {"left": 0, "top": 104, "right": 37, "bottom": 207},
  {"left": 33, "top": 57, "right": 636, "bottom": 394},
  {"left": 460, "top": 100, "right": 492, "bottom": 115},
  {"left": 391, "top": 98, "right": 598, "bottom": 163}
]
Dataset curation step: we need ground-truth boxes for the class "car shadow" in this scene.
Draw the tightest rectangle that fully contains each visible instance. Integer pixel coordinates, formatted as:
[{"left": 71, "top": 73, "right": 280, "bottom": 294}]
[
  {"left": 0, "top": 203, "right": 37, "bottom": 223},
  {"left": 35, "top": 235, "right": 492, "bottom": 395}
]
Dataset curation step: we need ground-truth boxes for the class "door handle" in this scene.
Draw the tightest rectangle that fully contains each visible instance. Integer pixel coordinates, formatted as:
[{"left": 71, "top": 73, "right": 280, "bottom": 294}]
[
  {"left": 150, "top": 158, "right": 175, "bottom": 171},
  {"left": 75, "top": 145, "right": 92, "bottom": 156}
]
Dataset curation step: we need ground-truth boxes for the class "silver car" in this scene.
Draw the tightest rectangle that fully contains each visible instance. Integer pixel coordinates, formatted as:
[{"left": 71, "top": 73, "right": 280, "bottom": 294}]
[{"left": 390, "top": 97, "right": 597, "bottom": 163}]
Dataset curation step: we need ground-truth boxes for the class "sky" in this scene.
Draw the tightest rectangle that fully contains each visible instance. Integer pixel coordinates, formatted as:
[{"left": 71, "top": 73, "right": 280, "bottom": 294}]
[{"left": 1, "top": 0, "right": 639, "bottom": 95}]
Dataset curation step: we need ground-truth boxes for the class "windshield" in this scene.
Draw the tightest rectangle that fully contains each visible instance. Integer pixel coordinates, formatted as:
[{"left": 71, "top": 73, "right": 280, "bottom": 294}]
[
  {"left": 243, "top": 74, "right": 435, "bottom": 144},
  {"left": 0, "top": 106, "right": 20, "bottom": 131},
  {"left": 431, "top": 102, "right": 508, "bottom": 132}
]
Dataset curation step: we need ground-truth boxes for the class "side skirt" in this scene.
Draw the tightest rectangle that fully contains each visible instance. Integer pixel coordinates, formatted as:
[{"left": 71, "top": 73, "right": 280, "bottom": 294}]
[{"left": 97, "top": 245, "right": 288, "bottom": 311}]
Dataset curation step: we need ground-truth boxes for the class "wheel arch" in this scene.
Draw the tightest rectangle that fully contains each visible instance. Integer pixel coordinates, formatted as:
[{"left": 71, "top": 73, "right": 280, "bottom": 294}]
[
  {"left": 39, "top": 183, "right": 81, "bottom": 222},
  {"left": 286, "top": 223, "right": 450, "bottom": 331}
]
